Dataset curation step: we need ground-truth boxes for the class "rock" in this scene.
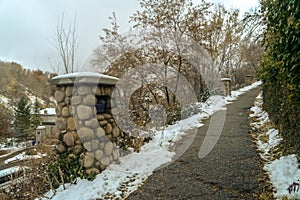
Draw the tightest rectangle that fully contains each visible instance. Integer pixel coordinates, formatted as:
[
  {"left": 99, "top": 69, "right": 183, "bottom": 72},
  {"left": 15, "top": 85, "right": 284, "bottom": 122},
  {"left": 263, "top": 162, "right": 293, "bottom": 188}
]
[
  {"left": 63, "top": 131, "right": 75, "bottom": 147},
  {"left": 112, "top": 127, "right": 120, "bottom": 137},
  {"left": 94, "top": 150, "right": 104, "bottom": 161},
  {"left": 105, "top": 123, "right": 113, "bottom": 134},
  {"left": 86, "top": 168, "right": 100, "bottom": 175},
  {"left": 64, "top": 97, "right": 71, "bottom": 104},
  {"left": 71, "top": 96, "right": 82, "bottom": 105},
  {"left": 56, "top": 143, "right": 66, "bottom": 153},
  {"left": 84, "top": 140, "right": 99, "bottom": 152},
  {"left": 103, "top": 114, "right": 112, "bottom": 119},
  {"left": 69, "top": 106, "right": 75, "bottom": 115},
  {"left": 99, "top": 163, "right": 107, "bottom": 170},
  {"left": 77, "top": 127, "right": 94, "bottom": 139},
  {"left": 104, "top": 141, "right": 113, "bottom": 155},
  {"left": 95, "top": 127, "right": 105, "bottom": 138},
  {"left": 99, "top": 120, "right": 108, "bottom": 126},
  {"left": 97, "top": 114, "right": 105, "bottom": 121},
  {"left": 106, "top": 134, "right": 112, "bottom": 140},
  {"left": 99, "top": 141, "right": 105, "bottom": 149},
  {"left": 112, "top": 148, "right": 120, "bottom": 160},
  {"left": 73, "top": 145, "right": 83, "bottom": 155},
  {"left": 61, "top": 106, "right": 70, "bottom": 117},
  {"left": 55, "top": 90, "right": 65, "bottom": 103},
  {"left": 83, "top": 152, "right": 94, "bottom": 168},
  {"left": 65, "top": 86, "right": 74, "bottom": 97},
  {"left": 100, "top": 156, "right": 111, "bottom": 166},
  {"left": 68, "top": 117, "right": 76, "bottom": 131},
  {"left": 56, "top": 118, "right": 67, "bottom": 130},
  {"left": 83, "top": 94, "right": 97, "bottom": 105},
  {"left": 85, "top": 118, "right": 99, "bottom": 129},
  {"left": 78, "top": 85, "right": 92, "bottom": 95},
  {"left": 77, "top": 105, "right": 93, "bottom": 120}
]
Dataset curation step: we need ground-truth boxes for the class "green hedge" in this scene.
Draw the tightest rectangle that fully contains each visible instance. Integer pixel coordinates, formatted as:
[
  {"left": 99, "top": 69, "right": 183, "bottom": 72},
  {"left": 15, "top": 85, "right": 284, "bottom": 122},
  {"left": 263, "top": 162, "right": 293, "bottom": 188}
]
[{"left": 259, "top": 0, "right": 300, "bottom": 155}]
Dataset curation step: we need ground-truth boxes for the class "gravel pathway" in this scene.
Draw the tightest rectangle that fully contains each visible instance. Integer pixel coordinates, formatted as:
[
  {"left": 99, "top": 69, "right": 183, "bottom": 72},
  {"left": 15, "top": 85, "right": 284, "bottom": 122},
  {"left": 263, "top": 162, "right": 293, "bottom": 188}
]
[{"left": 127, "top": 86, "right": 272, "bottom": 199}]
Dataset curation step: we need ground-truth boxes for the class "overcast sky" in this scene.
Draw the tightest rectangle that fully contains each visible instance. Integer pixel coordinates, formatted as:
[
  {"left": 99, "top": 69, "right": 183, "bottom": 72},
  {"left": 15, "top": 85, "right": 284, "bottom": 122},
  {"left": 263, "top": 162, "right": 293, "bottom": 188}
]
[{"left": 0, "top": 0, "right": 259, "bottom": 73}]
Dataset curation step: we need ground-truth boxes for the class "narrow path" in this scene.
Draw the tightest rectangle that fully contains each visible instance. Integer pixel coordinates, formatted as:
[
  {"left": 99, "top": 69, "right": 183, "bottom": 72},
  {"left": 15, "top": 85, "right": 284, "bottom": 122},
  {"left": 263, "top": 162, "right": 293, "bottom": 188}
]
[{"left": 128, "top": 86, "right": 272, "bottom": 199}]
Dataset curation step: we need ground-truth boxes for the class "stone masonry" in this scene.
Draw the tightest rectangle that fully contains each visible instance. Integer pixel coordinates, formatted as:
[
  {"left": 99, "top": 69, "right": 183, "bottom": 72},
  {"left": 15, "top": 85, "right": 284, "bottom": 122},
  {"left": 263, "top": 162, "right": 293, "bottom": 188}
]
[{"left": 51, "top": 73, "right": 121, "bottom": 174}]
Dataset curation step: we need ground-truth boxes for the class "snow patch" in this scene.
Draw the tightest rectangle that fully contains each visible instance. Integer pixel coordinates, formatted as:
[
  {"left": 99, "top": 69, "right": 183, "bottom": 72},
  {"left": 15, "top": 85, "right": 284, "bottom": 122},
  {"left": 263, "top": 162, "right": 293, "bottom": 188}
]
[
  {"left": 5, "top": 152, "right": 46, "bottom": 164},
  {"left": 250, "top": 91, "right": 300, "bottom": 199}
]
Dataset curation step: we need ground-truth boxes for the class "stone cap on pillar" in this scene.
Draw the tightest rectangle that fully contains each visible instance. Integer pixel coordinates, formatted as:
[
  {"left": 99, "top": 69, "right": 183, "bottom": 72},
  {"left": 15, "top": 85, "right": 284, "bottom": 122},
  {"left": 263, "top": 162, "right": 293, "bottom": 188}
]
[{"left": 50, "top": 72, "right": 119, "bottom": 86}]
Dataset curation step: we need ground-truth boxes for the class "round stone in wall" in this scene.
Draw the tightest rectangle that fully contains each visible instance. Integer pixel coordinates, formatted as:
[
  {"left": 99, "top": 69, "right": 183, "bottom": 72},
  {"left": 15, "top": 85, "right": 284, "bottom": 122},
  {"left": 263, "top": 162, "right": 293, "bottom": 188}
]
[
  {"left": 56, "top": 118, "right": 67, "bottom": 130},
  {"left": 63, "top": 131, "right": 75, "bottom": 147},
  {"left": 104, "top": 141, "right": 113, "bottom": 155},
  {"left": 83, "top": 94, "right": 97, "bottom": 105},
  {"left": 65, "top": 86, "right": 74, "bottom": 97},
  {"left": 86, "top": 168, "right": 100, "bottom": 175},
  {"left": 83, "top": 152, "right": 94, "bottom": 168},
  {"left": 61, "top": 106, "right": 70, "bottom": 117},
  {"left": 55, "top": 90, "right": 65, "bottom": 103},
  {"left": 99, "top": 120, "right": 108, "bottom": 126},
  {"left": 95, "top": 127, "right": 105, "bottom": 138},
  {"left": 112, "top": 127, "right": 120, "bottom": 137},
  {"left": 77, "top": 127, "right": 94, "bottom": 139},
  {"left": 68, "top": 117, "right": 76, "bottom": 131},
  {"left": 105, "top": 123, "right": 113, "bottom": 134},
  {"left": 77, "top": 105, "right": 93, "bottom": 120},
  {"left": 100, "top": 156, "right": 111, "bottom": 166},
  {"left": 94, "top": 150, "right": 104, "bottom": 161},
  {"left": 71, "top": 96, "right": 82, "bottom": 105},
  {"left": 83, "top": 139, "right": 99, "bottom": 152},
  {"left": 78, "top": 85, "right": 92, "bottom": 95},
  {"left": 85, "top": 118, "right": 99, "bottom": 129},
  {"left": 97, "top": 114, "right": 105, "bottom": 121}
]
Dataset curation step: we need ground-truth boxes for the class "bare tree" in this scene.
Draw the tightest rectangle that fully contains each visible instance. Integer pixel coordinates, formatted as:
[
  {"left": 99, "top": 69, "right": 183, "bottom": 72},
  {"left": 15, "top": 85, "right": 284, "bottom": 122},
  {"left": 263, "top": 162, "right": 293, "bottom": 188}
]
[{"left": 50, "top": 14, "right": 78, "bottom": 74}]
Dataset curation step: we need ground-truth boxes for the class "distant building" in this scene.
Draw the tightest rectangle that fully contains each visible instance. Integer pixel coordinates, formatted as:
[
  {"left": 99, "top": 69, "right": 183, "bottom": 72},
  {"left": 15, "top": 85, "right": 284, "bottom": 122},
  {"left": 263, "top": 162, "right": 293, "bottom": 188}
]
[
  {"left": 39, "top": 108, "right": 56, "bottom": 138},
  {"left": 35, "top": 125, "right": 46, "bottom": 144}
]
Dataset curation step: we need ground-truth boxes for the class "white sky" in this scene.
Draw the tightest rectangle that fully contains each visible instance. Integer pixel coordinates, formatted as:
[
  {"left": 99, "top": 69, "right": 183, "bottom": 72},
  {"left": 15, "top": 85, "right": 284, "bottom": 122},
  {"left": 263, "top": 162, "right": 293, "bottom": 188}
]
[{"left": 0, "top": 0, "right": 259, "bottom": 72}]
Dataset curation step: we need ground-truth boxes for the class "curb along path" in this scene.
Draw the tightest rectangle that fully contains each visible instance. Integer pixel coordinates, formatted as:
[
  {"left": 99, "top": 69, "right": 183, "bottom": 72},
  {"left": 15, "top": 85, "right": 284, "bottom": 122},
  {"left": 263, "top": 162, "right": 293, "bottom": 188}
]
[{"left": 128, "top": 86, "right": 272, "bottom": 199}]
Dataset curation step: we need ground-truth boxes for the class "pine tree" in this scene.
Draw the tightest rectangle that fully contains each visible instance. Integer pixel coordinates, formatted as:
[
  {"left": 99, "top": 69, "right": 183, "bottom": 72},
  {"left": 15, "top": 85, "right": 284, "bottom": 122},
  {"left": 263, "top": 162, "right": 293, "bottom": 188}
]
[
  {"left": 14, "top": 97, "right": 32, "bottom": 140},
  {"left": 31, "top": 97, "right": 42, "bottom": 132}
]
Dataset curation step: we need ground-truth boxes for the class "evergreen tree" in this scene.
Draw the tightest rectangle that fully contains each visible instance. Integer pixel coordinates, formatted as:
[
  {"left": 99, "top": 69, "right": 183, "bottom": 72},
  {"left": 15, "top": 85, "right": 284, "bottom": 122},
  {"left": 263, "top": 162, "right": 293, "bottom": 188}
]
[
  {"left": 14, "top": 97, "right": 32, "bottom": 140},
  {"left": 31, "top": 97, "right": 42, "bottom": 132}
]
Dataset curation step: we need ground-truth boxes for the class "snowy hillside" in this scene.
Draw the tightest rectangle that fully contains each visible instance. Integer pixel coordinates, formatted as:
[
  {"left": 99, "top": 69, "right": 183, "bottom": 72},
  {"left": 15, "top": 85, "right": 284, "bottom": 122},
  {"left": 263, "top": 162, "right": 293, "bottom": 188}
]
[{"left": 0, "top": 61, "right": 56, "bottom": 108}]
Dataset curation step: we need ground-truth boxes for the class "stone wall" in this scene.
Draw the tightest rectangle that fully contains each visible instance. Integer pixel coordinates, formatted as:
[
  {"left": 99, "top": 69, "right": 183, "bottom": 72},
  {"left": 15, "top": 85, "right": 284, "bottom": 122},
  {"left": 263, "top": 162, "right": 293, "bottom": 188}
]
[{"left": 54, "top": 84, "right": 122, "bottom": 174}]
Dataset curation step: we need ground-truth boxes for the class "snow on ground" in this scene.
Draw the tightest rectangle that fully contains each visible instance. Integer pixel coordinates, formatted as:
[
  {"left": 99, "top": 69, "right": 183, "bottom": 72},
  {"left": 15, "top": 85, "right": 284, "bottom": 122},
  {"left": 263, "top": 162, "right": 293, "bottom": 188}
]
[
  {"left": 40, "top": 108, "right": 56, "bottom": 115},
  {"left": 0, "top": 142, "right": 27, "bottom": 158},
  {"left": 22, "top": 86, "right": 46, "bottom": 105},
  {"left": 0, "top": 94, "right": 14, "bottom": 110},
  {"left": 4, "top": 152, "right": 47, "bottom": 164},
  {"left": 0, "top": 166, "right": 21, "bottom": 178},
  {"left": 0, "top": 94, "right": 10, "bottom": 105},
  {"left": 42, "top": 81, "right": 262, "bottom": 200},
  {"left": 249, "top": 92, "right": 300, "bottom": 199}
]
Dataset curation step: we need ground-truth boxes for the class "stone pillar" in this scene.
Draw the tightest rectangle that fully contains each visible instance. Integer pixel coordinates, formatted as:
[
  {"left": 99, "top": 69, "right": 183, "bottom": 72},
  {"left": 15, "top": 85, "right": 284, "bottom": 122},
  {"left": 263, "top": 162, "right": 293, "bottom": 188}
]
[
  {"left": 51, "top": 73, "right": 121, "bottom": 174},
  {"left": 221, "top": 78, "right": 232, "bottom": 96}
]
